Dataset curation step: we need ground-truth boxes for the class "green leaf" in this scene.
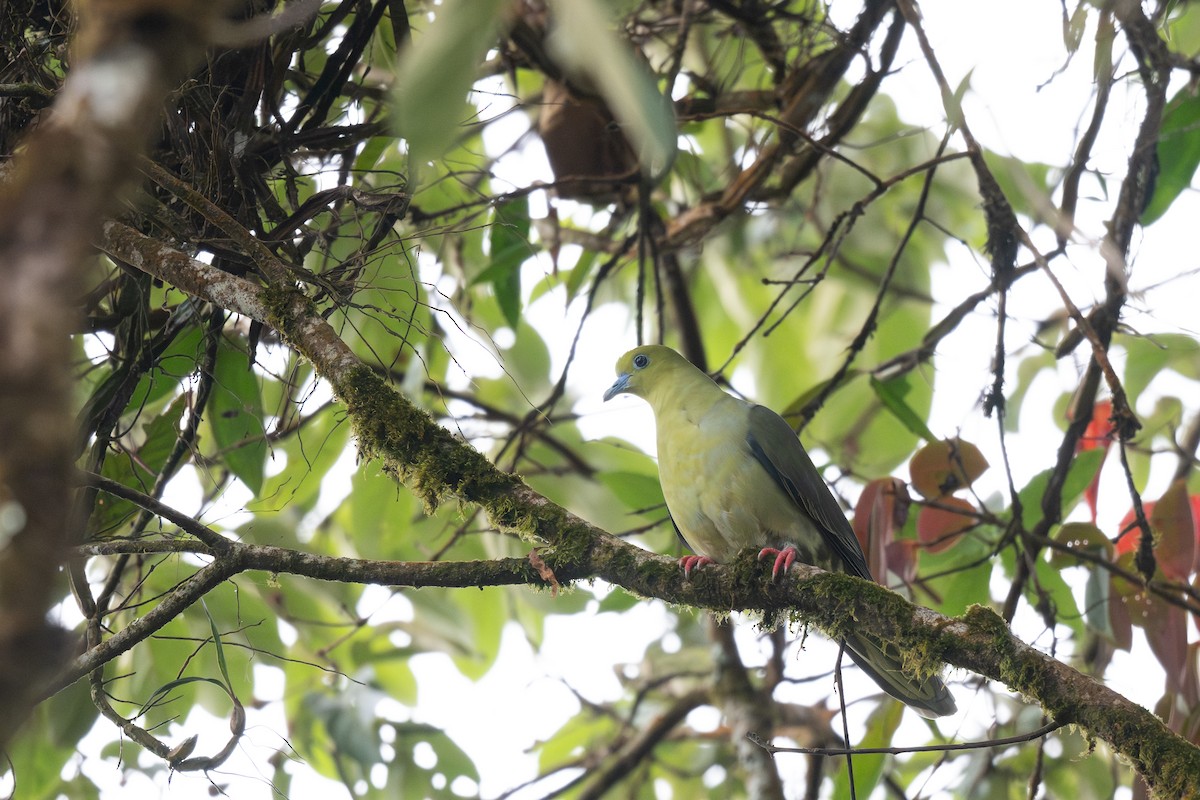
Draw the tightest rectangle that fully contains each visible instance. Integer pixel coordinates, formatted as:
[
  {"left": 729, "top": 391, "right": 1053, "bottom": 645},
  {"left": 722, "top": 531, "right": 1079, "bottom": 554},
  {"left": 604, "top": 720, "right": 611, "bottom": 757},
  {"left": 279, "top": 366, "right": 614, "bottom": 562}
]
[
  {"left": 90, "top": 394, "right": 187, "bottom": 537},
  {"left": 982, "top": 151, "right": 1054, "bottom": 223},
  {"left": 1063, "top": 3, "right": 1088, "bottom": 52},
  {"left": 125, "top": 325, "right": 206, "bottom": 412},
  {"left": 249, "top": 404, "right": 347, "bottom": 515},
  {"left": 596, "top": 586, "right": 641, "bottom": 613},
  {"left": 597, "top": 469, "right": 666, "bottom": 511},
  {"left": 565, "top": 248, "right": 599, "bottom": 301},
  {"left": 2, "top": 685, "right": 81, "bottom": 798},
  {"left": 1123, "top": 332, "right": 1200, "bottom": 401},
  {"left": 921, "top": 541, "right": 994, "bottom": 616},
  {"left": 832, "top": 699, "right": 902, "bottom": 798},
  {"left": 945, "top": 68, "right": 974, "bottom": 131},
  {"left": 202, "top": 600, "right": 233, "bottom": 689},
  {"left": 1015, "top": 448, "right": 1106, "bottom": 528},
  {"left": 210, "top": 336, "right": 266, "bottom": 495},
  {"left": 1142, "top": 86, "right": 1200, "bottom": 224},
  {"left": 546, "top": 0, "right": 677, "bottom": 179},
  {"left": 1084, "top": 565, "right": 1115, "bottom": 642},
  {"left": 351, "top": 623, "right": 419, "bottom": 705},
  {"left": 870, "top": 374, "right": 937, "bottom": 442},
  {"left": 392, "top": 0, "right": 510, "bottom": 166},
  {"left": 1033, "top": 555, "right": 1083, "bottom": 636},
  {"left": 475, "top": 196, "right": 533, "bottom": 329}
]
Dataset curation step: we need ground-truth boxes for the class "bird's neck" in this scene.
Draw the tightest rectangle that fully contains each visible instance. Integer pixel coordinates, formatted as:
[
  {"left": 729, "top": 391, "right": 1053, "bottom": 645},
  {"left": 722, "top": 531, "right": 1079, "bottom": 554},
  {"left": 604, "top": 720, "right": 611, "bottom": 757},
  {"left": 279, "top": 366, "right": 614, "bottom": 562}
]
[{"left": 645, "top": 369, "right": 731, "bottom": 426}]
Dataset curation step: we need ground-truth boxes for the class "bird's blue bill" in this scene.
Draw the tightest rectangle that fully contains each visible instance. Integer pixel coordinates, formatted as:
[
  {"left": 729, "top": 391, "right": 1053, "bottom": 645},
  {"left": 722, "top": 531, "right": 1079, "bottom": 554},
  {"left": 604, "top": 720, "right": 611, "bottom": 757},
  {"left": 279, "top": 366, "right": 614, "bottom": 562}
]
[{"left": 603, "top": 372, "right": 631, "bottom": 402}]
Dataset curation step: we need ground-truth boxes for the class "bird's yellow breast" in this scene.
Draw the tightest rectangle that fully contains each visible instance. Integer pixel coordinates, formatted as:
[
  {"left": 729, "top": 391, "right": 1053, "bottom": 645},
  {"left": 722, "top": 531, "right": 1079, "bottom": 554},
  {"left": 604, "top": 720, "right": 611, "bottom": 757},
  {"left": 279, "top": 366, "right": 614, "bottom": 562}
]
[{"left": 654, "top": 394, "right": 805, "bottom": 562}]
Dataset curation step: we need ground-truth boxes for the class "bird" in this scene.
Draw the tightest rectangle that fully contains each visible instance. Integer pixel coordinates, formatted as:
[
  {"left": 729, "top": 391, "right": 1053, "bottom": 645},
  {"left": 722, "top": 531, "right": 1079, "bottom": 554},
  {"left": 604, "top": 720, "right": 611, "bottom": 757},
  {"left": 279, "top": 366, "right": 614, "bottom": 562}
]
[{"left": 603, "top": 344, "right": 956, "bottom": 718}]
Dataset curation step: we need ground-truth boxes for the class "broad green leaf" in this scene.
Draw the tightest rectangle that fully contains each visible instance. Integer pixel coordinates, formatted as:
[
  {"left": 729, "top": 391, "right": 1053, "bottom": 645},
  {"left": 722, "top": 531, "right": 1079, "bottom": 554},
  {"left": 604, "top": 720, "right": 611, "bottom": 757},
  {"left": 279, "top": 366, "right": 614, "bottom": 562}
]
[
  {"left": 1014, "top": 448, "right": 1106, "bottom": 529},
  {"left": 1, "top": 680, "right": 86, "bottom": 798},
  {"left": 405, "top": 588, "right": 506, "bottom": 680},
  {"left": 307, "top": 684, "right": 388, "bottom": 768},
  {"left": 1033, "top": 555, "right": 1084, "bottom": 637},
  {"left": 596, "top": 586, "right": 640, "bottom": 612},
  {"left": 392, "top": 0, "right": 510, "bottom": 166},
  {"left": 982, "top": 151, "right": 1054, "bottom": 223},
  {"left": 565, "top": 247, "right": 599, "bottom": 301},
  {"left": 535, "top": 713, "right": 615, "bottom": 771},
  {"left": 250, "top": 405, "right": 348, "bottom": 516},
  {"left": 1123, "top": 332, "right": 1200, "bottom": 401},
  {"left": 474, "top": 196, "right": 533, "bottom": 329},
  {"left": 832, "top": 699, "right": 902, "bottom": 799},
  {"left": 1166, "top": 1, "right": 1200, "bottom": 58},
  {"left": 124, "top": 325, "right": 206, "bottom": 413},
  {"left": 921, "top": 543, "right": 994, "bottom": 616},
  {"left": 210, "top": 336, "right": 266, "bottom": 495},
  {"left": 1142, "top": 86, "right": 1200, "bottom": 224},
  {"left": 1084, "top": 565, "right": 1114, "bottom": 641},
  {"left": 597, "top": 469, "right": 666, "bottom": 511},
  {"left": 919, "top": 517, "right": 997, "bottom": 615},
  {"left": 338, "top": 462, "right": 422, "bottom": 560},
  {"left": 1049, "top": 522, "right": 1112, "bottom": 568},
  {"left": 871, "top": 374, "right": 937, "bottom": 442},
  {"left": 90, "top": 394, "right": 187, "bottom": 537}
]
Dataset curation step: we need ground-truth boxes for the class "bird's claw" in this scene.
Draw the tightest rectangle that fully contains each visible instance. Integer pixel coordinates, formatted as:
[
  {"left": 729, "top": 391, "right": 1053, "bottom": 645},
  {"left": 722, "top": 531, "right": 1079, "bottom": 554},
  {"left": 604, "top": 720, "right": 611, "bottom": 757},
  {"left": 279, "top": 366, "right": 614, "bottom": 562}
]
[
  {"left": 757, "top": 546, "right": 798, "bottom": 581},
  {"left": 680, "top": 555, "right": 715, "bottom": 579}
]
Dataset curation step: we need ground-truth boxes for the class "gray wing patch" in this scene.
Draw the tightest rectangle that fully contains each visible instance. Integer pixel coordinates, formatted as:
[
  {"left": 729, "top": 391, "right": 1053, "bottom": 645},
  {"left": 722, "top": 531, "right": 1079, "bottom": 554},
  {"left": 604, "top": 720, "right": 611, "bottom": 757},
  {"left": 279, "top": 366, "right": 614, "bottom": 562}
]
[{"left": 745, "top": 405, "right": 873, "bottom": 580}]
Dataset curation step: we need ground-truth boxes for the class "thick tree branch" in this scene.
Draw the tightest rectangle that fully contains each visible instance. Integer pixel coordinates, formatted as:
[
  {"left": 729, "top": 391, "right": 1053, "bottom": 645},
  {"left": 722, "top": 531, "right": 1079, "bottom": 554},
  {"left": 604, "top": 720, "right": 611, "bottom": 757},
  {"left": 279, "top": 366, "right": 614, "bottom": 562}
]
[{"left": 91, "top": 222, "right": 1200, "bottom": 798}]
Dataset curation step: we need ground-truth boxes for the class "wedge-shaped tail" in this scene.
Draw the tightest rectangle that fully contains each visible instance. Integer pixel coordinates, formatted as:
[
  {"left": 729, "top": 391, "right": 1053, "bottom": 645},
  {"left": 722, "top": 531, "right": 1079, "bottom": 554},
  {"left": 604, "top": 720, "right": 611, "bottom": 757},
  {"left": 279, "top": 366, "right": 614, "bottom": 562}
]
[{"left": 842, "top": 631, "right": 956, "bottom": 718}]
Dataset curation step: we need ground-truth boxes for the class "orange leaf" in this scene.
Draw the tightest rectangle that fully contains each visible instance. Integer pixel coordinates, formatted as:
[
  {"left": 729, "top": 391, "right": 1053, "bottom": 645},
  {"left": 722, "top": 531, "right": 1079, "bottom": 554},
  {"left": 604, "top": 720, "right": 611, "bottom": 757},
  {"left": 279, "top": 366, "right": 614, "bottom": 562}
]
[
  {"left": 908, "top": 438, "right": 988, "bottom": 499},
  {"left": 916, "top": 496, "right": 976, "bottom": 553},
  {"left": 1116, "top": 502, "right": 1154, "bottom": 557},
  {"left": 1073, "top": 401, "right": 1113, "bottom": 521},
  {"left": 1077, "top": 400, "right": 1114, "bottom": 452}
]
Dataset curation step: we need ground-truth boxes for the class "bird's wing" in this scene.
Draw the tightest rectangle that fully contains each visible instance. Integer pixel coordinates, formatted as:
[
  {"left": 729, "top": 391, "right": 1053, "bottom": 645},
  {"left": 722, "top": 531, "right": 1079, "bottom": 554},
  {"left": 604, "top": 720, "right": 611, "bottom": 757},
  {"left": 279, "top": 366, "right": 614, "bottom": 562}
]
[
  {"left": 665, "top": 508, "right": 694, "bottom": 553},
  {"left": 744, "top": 405, "right": 873, "bottom": 580}
]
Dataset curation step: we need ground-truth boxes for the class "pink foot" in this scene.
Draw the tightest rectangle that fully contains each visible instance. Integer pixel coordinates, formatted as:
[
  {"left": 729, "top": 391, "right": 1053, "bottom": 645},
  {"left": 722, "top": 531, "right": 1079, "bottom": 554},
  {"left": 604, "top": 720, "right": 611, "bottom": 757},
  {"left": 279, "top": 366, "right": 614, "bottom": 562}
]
[
  {"left": 757, "top": 546, "right": 798, "bottom": 581},
  {"left": 680, "top": 555, "right": 715, "bottom": 578}
]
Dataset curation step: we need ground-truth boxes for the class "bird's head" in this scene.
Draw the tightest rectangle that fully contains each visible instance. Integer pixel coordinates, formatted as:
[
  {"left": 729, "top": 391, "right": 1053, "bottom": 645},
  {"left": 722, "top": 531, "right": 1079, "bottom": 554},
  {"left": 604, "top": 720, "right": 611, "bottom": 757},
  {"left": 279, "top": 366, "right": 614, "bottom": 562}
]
[{"left": 603, "top": 345, "right": 692, "bottom": 403}]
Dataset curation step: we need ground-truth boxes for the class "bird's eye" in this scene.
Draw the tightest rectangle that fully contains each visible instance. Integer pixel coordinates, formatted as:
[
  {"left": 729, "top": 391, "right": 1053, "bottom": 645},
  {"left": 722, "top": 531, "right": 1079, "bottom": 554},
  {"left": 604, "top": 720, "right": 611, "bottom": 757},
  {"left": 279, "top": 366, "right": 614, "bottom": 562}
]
[{"left": 633, "top": 354, "right": 649, "bottom": 369}]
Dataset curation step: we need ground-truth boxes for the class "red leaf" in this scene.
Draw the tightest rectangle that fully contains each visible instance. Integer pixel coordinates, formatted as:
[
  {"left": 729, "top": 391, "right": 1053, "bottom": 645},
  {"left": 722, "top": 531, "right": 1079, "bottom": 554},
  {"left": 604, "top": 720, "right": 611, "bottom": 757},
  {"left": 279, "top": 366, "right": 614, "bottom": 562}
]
[
  {"left": 1074, "top": 400, "right": 1113, "bottom": 521},
  {"left": 1152, "top": 480, "right": 1196, "bottom": 581},
  {"left": 1077, "top": 399, "right": 1114, "bottom": 452},
  {"left": 1145, "top": 594, "right": 1189, "bottom": 694},
  {"left": 884, "top": 540, "right": 917, "bottom": 585},
  {"left": 1117, "top": 502, "right": 1154, "bottom": 557},
  {"left": 1117, "top": 488, "right": 1200, "bottom": 579},
  {"left": 852, "top": 478, "right": 909, "bottom": 580},
  {"left": 1191, "top": 495, "right": 1200, "bottom": 576},
  {"left": 916, "top": 496, "right": 976, "bottom": 553}
]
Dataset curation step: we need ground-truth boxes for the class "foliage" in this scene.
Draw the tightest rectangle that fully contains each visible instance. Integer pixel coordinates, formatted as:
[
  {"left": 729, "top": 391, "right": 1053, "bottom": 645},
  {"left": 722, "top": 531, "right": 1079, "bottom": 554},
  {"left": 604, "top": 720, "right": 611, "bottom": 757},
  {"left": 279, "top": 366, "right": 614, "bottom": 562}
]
[{"left": 3, "top": 0, "right": 1200, "bottom": 797}]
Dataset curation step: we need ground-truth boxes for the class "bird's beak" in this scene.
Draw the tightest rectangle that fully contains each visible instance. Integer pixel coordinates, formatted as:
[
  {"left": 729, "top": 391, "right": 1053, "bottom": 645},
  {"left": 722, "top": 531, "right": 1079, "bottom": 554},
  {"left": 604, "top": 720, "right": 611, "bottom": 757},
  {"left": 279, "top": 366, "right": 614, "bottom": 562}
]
[{"left": 603, "top": 372, "right": 631, "bottom": 402}]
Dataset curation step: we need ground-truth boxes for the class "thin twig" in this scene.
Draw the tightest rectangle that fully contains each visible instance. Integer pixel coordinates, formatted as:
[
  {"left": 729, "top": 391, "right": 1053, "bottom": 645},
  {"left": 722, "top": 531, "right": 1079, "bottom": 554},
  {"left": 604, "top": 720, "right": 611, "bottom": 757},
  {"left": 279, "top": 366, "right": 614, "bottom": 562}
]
[{"left": 750, "top": 720, "right": 1065, "bottom": 757}]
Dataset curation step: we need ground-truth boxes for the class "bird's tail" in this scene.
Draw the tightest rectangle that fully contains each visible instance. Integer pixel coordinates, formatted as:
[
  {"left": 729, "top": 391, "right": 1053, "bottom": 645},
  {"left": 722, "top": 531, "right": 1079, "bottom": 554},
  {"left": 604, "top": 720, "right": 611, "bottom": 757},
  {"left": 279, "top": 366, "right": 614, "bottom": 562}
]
[{"left": 841, "top": 632, "right": 956, "bottom": 718}]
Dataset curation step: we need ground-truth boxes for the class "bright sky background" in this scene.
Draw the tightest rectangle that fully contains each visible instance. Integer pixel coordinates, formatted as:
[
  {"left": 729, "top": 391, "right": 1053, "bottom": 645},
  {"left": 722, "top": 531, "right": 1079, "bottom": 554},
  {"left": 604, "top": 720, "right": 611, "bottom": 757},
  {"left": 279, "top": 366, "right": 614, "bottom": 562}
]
[{"left": 22, "top": 0, "right": 1200, "bottom": 798}]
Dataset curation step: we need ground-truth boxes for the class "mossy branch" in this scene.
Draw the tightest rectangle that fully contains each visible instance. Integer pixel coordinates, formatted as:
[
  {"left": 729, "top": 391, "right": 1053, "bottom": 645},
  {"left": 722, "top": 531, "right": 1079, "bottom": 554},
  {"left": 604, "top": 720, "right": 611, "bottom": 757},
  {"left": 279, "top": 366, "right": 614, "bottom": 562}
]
[{"left": 100, "top": 222, "right": 1200, "bottom": 799}]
